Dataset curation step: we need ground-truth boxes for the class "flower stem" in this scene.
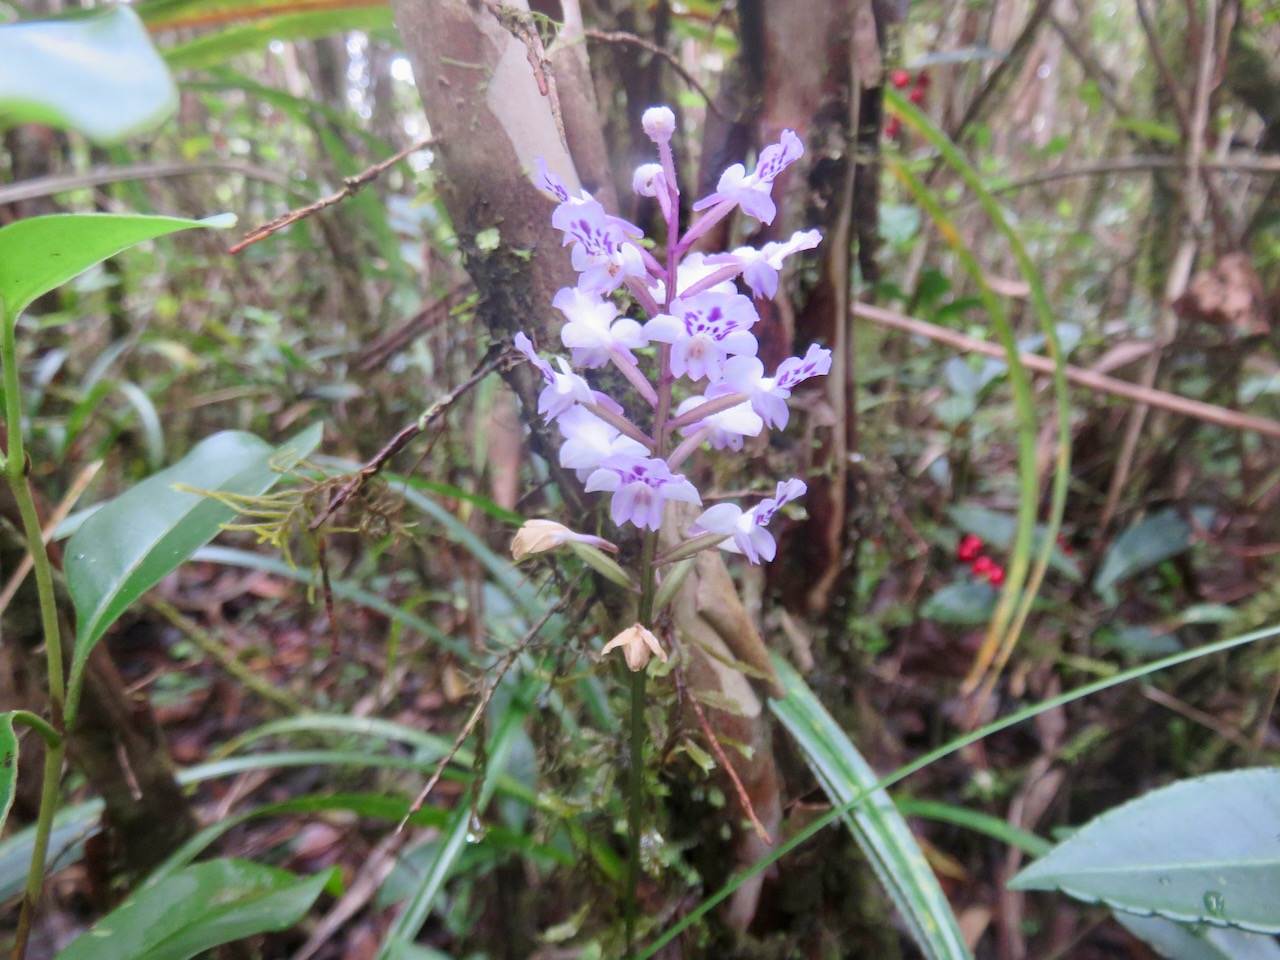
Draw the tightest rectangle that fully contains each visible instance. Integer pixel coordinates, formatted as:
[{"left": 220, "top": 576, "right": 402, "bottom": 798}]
[
  {"left": 625, "top": 529, "right": 659, "bottom": 958},
  {"left": 2, "top": 300, "right": 68, "bottom": 960}
]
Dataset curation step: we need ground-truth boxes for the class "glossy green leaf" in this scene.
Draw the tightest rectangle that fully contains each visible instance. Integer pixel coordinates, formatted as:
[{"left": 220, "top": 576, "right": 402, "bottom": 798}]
[
  {"left": 164, "top": 8, "right": 395, "bottom": 70},
  {"left": 1094, "top": 507, "right": 1215, "bottom": 595},
  {"left": 1010, "top": 768, "right": 1280, "bottom": 932},
  {"left": 1116, "top": 913, "right": 1280, "bottom": 960},
  {"left": 0, "top": 212, "right": 235, "bottom": 323},
  {"left": 0, "top": 7, "right": 176, "bottom": 144},
  {"left": 0, "top": 712, "right": 16, "bottom": 836},
  {"left": 66, "top": 425, "right": 322, "bottom": 679},
  {"left": 771, "top": 655, "right": 973, "bottom": 960},
  {"left": 53, "top": 858, "right": 333, "bottom": 960}
]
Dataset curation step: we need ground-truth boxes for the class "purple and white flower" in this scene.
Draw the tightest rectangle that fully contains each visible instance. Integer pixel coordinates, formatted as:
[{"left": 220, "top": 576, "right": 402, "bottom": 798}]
[
  {"left": 707, "top": 228, "right": 823, "bottom": 300},
  {"left": 557, "top": 406, "right": 648, "bottom": 480},
  {"left": 674, "top": 386, "right": 763, "bottom": 452},
  {"left": 514, "top": 332, "right": 598, "bottom": 422},
  {"left": 551, "top": 196, "right": 648, "bottom": 295},
  {"left": 522, "top": 108, "right": 830, "bottom": 546},
  {"left": 553, "top": 287, "right": 646, "bottom": 368},
  {"left": 689, "top": 478, "right": 807, "bottom": 563},
  {"left": 691, "top": 129, "right": 805, "bottom": 225},
  {"left": 721, "top": 343, "right": 833, "bottom": 429},
  {"left": 585, "top": 455, "right": 702, "bottom": 531},
  {"left": 643, "top": 291, "right": 760, "bottom": 382}
]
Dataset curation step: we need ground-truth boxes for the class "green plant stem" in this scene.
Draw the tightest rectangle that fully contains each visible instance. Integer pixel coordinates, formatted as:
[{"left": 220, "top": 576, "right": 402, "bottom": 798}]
[
  {"left": 3, "top": 301, "right": 69, "bottom": 960},
  {"left": 9, "top": 711, "right": 62, "bottom": 748},
  {"left": 625, "top": 529, "right": 659, "bottom": 958}
]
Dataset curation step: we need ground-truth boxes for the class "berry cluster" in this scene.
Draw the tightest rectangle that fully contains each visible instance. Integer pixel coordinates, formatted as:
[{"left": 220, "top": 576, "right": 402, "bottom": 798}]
[
  {"left": 956, "top": 533, "right": 1005, "bottom": 587},
  {"left": 884, "top": 68, "right": 930, "bottom": 138}
]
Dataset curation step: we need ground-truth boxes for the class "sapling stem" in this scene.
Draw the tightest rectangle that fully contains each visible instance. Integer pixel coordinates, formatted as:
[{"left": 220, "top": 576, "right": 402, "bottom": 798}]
[{"left": 3, "top": 300, "right": 70, "bottom": 960}]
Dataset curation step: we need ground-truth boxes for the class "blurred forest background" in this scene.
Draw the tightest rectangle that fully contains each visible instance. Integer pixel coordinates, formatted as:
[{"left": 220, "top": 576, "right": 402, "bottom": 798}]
[{"left": 4, "top": 0, "right": 1280, "bottom": 958}]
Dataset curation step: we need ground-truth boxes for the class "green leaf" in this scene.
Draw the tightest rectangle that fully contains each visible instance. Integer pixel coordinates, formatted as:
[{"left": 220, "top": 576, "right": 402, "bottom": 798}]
[
  {"left": 66, "top": 425, "right": 321, "bottom": 681},
  {"left": 1116, "top": 913, "right": 1280, "bottom": 960},
  {"left": 921, "top": 580, "right": 997, "bottom": 625},
  {"left": 163, "top": 8, "right": 395, "bottom": 70},
  {"left": 0, "top": 212, "right": 235, "bottom": 322},
  {"left": 53, "top": 858, "right": 333, "bottom": 960},
  {"left": 1009, "top": 768, "right": 1280, "bottom": 932},
  {"left": 0, "top": 712, "right": 16, "bottom": 836},
  {"left": 0, "top": 7, "right": 177, "bottom": 144},
  {"left": 1093, "top": 507, "right": 1214, "bottom": 595},
  {"left": 771, "top": 655, "right": 973, "bottom": 960}
]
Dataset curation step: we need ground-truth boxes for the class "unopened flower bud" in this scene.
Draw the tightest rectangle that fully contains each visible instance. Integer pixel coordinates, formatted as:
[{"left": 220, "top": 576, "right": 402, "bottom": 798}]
[
  {"left": 511, "top": 519, "right": 617, "bottom": 561},
  {"left": 633, "top": 162, "right": 664, "bottom": 198},
  {"left": 642, "top": 106, "right": 676, "bottom": 143},
  {"left": 601, "top": 623, "right": 667, "bottom": 672}
]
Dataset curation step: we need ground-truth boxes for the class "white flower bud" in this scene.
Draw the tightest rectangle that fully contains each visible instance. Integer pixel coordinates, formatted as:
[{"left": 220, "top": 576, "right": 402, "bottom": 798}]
[
  {"left": 600, "top": 623, "right": 667, "bottom": 672},
  {"left": 511, "top": 519, "right": 617, "bottom": 561},
  {"left": 632, "top": 162, "right": 664, "bottom": 198},
  {"left": 642, "top": 106, "right": 676, "bottom": 143}
]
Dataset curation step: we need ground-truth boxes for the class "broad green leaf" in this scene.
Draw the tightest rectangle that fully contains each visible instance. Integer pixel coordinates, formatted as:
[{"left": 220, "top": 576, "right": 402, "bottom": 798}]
[
  {"left": 0, "top": 7, "right": 176, "bottom": 144},
  {"left": 1010, "top": 768, "right": 1280, "bottom": 932},
  {"left": 1094, "top": 507, "right": 1214, "bottom": 595},
  {"left": 164, "top": 8, "right": 395, "bottom": 70},
  {"left": 921, "top": 580, "right": 997, "bottom": 625},
  {"left": 0, "top": 212, "right": 235, "bottom": 322},
  {"left": 66, "top": 425, "right": 322, "bottom": 677},
  {"left": 53, "top": 858, "right": 333, "bottom": 960},
  {"left": 1116, "top": 913, "right": 1280, "bottom": 960},
  {"left": 771, "top": 655, "right": 973, "bottom": 960},
  {"left": 0, "top": 713, "right": 16, "bottom": 835}
]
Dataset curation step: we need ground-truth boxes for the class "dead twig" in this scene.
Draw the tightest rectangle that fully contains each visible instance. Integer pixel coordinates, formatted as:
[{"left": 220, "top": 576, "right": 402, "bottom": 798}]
[
  {"left": 852, "top": 301, "right": 1280, "bottom": 440},
  {"left": 310, "top": 348, "right": 511, "bottom": 531},
  {"left": 228, "top": 138, "right": 432, "bottom": 254},
  {"left": 584, "top": 30, "right": 724, "bottom": 120},
  {"left": 684, "top": 684, "right": 773, "bottom": 845},
  {"left": 399, "top": 595, "right": 572, "bottom": 830},
  {"left": 355, "top": 281, "right": 473, "bottom": 371}
]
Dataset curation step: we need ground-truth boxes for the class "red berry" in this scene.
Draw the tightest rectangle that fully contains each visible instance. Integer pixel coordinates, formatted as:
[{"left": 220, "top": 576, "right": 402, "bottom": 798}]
[
  {"left": 957, "top": 534, "right": 984, "bottom": 562},
  {"left": 1056, "top": 533, "right": 1073, "bottom": 555},
  {"left": 987, "top": 566, "right": 1006, "bottom": 586},
  {"left": 908, "top": 87, "right": 926, "bottom": 105},
  {"left": 884, "top": 117, "right": 901, "bottom": 138},
  {"left": 890, "top": 69, "right": 911, "bottom": 89},
  {"left": 914, "top": 71, "right": 931, "bottom": 89},
  {"left": 971, "top": 555, "right": 995, "bottom": 576}
]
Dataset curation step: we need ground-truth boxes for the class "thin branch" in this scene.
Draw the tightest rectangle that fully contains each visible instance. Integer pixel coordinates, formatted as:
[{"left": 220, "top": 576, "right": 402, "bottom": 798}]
[
  {"left": 0, "top": 161, "right": 301, "bottom": 208},
  {"left": 229, "top": 138, "right": 433, "bottom": 254},
  {"left": 309, "top": 348, "right": 510, "bottom": 530},
  {"left": 684, "top": 685, "right": 772, "bottom": 844},
  {"left": 947, "top": 0, "right": 1056, "bottom": 143},
  {"left": 584, "top": 29, "right": 724, "bottom": 120},
  {"left": 1133, "top": 0, "right": 1193, "bottom": 140},
  {"left": 398, "top": 595, "right": 571, "bottom": 830},
  {"left": 852, "top": 301, "right": 1280, "bottom": 441},
  {"left": 985, "top": 153, "right": 1280, "bottom": 196}
]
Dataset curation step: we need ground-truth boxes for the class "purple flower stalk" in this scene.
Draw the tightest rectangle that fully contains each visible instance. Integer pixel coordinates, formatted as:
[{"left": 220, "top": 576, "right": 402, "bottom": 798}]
[{"left": 516, "top": 107, "right": 833, "bottom": 564}]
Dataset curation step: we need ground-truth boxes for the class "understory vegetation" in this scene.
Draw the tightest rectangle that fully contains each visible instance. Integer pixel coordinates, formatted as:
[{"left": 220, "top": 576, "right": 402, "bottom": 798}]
[{"left": 3, "top": 2, "right": 1280, "bottom": 959}]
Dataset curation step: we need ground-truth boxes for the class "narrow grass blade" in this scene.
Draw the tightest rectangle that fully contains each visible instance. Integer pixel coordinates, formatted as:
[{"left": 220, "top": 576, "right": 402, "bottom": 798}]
[{"left": 770, "top": 655, "right": 973, "bottom": 960}]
